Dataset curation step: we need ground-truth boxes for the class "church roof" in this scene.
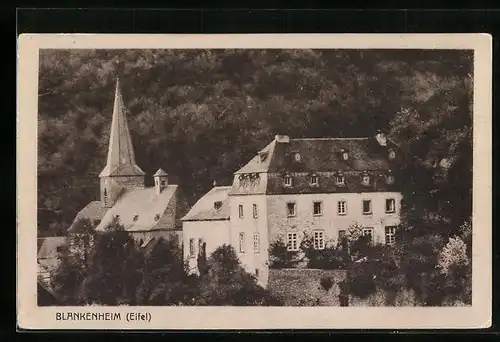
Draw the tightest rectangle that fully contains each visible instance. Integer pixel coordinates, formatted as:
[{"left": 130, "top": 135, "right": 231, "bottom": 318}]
[
  {"left": 67, "top": 201, "right": 109, "bottom": 232},
  {"left": 99, "top": 78, "right": 145, "bottom": 178},
  {"left": 153, "top": 168, "right": 168, "bottom": 177},
  {"left": 95, "top": 185, "right": 180, "bottom": 232},
  {"left": 181, "top": 186, "right": 231, "bottom": 222},
  {"left": 37, "top": 236, "right": 68, "bottom": 260}
]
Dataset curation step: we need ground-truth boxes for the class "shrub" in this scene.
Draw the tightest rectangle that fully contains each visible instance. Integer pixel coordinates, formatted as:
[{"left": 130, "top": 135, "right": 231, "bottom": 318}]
[
  {"left": 269, "top": 238, "right": 299, "bottom": 269},
  {"left": 300, "top": 232, "right": 349, "bottom": 269}
]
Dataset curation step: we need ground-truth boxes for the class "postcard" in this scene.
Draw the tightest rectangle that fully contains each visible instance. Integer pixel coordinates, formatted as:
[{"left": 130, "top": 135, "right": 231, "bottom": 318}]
[{"left": 17, "top": 33, "right": 492, "bottom": 329}]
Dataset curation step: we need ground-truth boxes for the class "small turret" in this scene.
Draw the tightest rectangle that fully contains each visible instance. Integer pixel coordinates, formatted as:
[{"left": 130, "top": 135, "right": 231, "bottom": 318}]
[{"left": 153, "top": 168, "right": 168, "bottom": 195}]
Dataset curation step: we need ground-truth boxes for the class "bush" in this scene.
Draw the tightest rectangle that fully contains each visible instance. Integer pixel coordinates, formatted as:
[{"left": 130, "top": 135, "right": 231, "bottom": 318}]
[
  {"left": 269, "top": 238, "right": 299, "bottom": 269},
  {"left": 300, "top": 232, "right": 349, "bottom": 269}
]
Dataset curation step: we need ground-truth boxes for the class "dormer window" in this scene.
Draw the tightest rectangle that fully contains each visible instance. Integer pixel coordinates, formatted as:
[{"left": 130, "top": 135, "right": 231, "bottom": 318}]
[
  {"left": 133, "top": 214, "right": 139, "bottom": 222},
  {"left": 386, "top": 174, "right": 395, "bottom": 185},
  {"left": 214, "top": 201, "right": 223, "bottom": 210},
  {"left": 310, "top": 174, "right": 319, "bottom": 186},
  {"left": 340, "top": 149, "right": 349, "bottom": 161},
  {"left": 154, "top": 213, "right": 160, "bottom": 221},
  {"left": 284, "top": 174, "right": 293, "bottom": 187},
  {"left": 362, "top": 174, "right": 370, "bottom": 185},
  {"left": 388, "top": 150, "right": 396, "bottom": 160},
  {"left": 293, "top": 151, "right": 301, "bottom": 162},
  {"left": 386, "top": 170, "right": 395, "bottom": 184},
  {"left": 335, "top": 174, "right": 345, "bottom": 186}
]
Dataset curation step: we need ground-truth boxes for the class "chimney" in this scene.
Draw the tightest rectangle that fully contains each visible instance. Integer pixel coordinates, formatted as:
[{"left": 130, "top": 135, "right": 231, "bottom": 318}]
[
  {"left": 275, "top": 135, "right": 290, "bottom": 143},
  {"left": 375, "top": 130, "right": 387, "bottom": 146}
]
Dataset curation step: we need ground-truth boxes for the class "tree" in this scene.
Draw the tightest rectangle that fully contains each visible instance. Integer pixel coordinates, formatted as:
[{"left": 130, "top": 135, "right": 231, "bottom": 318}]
[
  {"left": 192, "top": 245, "right": 282, "bottom": 306},
  {"left": 269, "top": 238, "right": 299, "bottom": 269}
]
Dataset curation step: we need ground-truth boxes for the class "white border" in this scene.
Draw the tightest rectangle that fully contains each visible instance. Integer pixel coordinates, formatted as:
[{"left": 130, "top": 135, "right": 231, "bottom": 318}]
[{"left": 17, "top": 34, "right": 492, "bottom": 330}]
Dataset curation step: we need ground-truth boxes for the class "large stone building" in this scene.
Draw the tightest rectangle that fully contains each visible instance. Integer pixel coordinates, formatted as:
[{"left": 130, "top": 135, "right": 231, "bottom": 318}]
[
  {"left": 182, "top": 133, "right": 403, "bottom": 287},
  {"left": 67, "top": 79, "right": 189, "bottom": 246}
]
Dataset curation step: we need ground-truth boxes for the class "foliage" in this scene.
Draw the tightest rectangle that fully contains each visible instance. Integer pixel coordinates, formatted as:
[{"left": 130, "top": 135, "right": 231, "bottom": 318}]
[
  {"left": 190, "top": 245, "right": 282, "bottom": 306},
  {"left": 299, "top": 231, "right": 349, "bottom": 269},
  {"left": 268, "top": 238, "right": 299, "bottom": 269},
  {"left": 437, "top": 236, "right": 469, "bottom": 276},
  {"left": 37, "top": 49, "right": 473, "bottom": 238},
  {"left": 51, "top": 227, "right": 281, "bottom": 306}
]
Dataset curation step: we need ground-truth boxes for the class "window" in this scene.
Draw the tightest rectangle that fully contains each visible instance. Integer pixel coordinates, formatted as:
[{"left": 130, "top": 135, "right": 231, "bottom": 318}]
[
  {"left": 388, "top": 150, "right": 396, "bottom": 160},
  {"left": 287, "top": 202, "right": 296, "bottom": 217},
  {"left": 338, "top": 200, "right": 347, "bottom": 215},
  {"left": 293, "top": 152, "right": 301, "bottom": 162},
  {"left": 335, "top": 174, "right": 345, "bottom": 185},
  {"left": 338, "top": 230, "right": 348, "bottom": 248},
  {"left": 362, "top": 200, "right": 372, "bottom": 215},
  {"left": 310, "top": 174, "right": 319, "bottom": 186},
  {"left": 56, "top": 246, "right": 65, "bottom": 254},
  {"left": 386, "top": 175, "right": 395, "bottom": 185},
  {"left": 103, "top": 188, "right": 108, "bottom": 204},
  {"left": 253, "top": 232, "right": 260, "bottom": 253},
  {"left": 284, "top": 175, "right": 292, "bottom": 187},
  {"left": 386, "top": 198, "right": 396, "bottom": 213},
  {"left": 253, "top": 204, "right": 258, "bottom": 219},
  {"left": 362, "top": 228, "right": 374, "bottom": 244},
  {"left": 198, "top": 239, "right": 205, "bottom": 257},
  {"left": 313, "top": 230, "right": 325, "bottom": 250},
  {"left": 259, "top": 151, "right": 268, "bottom": 162},
  {"left": 238, "top": 204, "right": 244, "bottom": 218},
  {"left": 255, "top": 268, "right": 260, "bottom": 277},
  {"left": 214, "top": 201, "right": 223, "bottom": 210},
  {"left": 362, "top": 175, "right": 370, "bottom": 185},
  {"left": 342, "top": 152, "right": 349, "bottom": 160},
  {"left": 385, "top": 226, "right": 396, "bottom": 245},
  {"left": 154, "top": 213, "right": 160, "bottom": 221},
  {"left": 239, "top": 232, "right": 245, "bottom": 253},
  {"left": 189, "top": 238, "right": 195, "bottom": 258},
  {"left": 160, "top": 180, "right": 166, "bottom": 187},
  {"left": 313, "top": 201, "right": 322, "bottom": 216},
  {"left": 287, "top": 232, "right": 299, "bottom": 251},
  {"left": 133, "top": 214, "right": 139, "bottom": 221}
]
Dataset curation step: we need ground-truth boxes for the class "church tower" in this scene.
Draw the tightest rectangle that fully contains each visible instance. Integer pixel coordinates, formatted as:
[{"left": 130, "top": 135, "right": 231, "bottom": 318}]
[{"left": 99, "top": 78, "right": 145, "bottom": 208}]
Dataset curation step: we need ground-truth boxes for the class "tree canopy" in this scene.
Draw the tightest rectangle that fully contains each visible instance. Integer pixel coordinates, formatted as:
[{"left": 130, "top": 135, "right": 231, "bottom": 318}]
[{"left": 37, "top": 49, "right": 473, "bottom": 237}]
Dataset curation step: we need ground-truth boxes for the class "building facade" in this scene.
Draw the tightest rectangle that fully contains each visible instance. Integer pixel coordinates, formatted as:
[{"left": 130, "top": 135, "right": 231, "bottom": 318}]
[
  {"left": 182, "top": 133, "right": 403, "bottom": 287},
  {"left": 67, "top": 79, "right": 189, "bottom": 247}
]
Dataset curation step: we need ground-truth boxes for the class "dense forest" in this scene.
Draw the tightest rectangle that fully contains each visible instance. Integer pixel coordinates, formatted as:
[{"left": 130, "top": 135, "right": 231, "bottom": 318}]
[{"left": 37, "top": 49, "right": 473, "bottom": 237}]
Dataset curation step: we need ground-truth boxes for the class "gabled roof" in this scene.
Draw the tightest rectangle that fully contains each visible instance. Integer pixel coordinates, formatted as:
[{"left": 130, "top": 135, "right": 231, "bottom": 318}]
[
  {"left": 95, "top": 185, "right": 179, "bottom": 232},
  {"left": 182, "top": 186, "right": 231, "bottom": 222},
  {"left": 231, "top": 135, "right": 403, "bottom": 195},
  {"left": 237, "top": 137, "right": 399, "bottom": 174},
  {"left": 68, "top": 201, "right": 108, "bottom": 232},
  {"left": 37, "top": 236, "right": 68, "bottom": 260},
  {"left": 235, "top": 139, "right": 277, "bottom": 174},
  {"left": 99, "top": 78, "right": 145, "bottom": 178}
]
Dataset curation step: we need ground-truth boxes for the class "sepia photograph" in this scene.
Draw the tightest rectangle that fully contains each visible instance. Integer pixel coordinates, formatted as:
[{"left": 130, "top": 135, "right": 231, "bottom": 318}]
[{"left": 18, "top": 34, "right": 492, "bottom": 329}]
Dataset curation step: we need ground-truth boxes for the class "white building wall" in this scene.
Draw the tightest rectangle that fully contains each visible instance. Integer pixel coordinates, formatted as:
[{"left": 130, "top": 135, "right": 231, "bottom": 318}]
[
  {"left": 266, "top": 192, "right": 402, "bottom": 246},
  {"left": 182, "top": 220, "right": 231, "bottom": 274},
  {"left": 228, "top": 194, "right": 270, "bottom": 287}
]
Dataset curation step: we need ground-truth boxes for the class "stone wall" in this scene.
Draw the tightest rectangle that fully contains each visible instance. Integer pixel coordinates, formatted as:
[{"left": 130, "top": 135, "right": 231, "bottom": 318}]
[{"left": 268, "top": 268, "right": 347, "bottom": 306}]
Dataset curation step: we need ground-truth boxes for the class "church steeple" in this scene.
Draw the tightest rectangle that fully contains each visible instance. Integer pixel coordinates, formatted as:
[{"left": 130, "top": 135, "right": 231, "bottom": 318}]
[
  {"left": 99, "top": 78, "right": 145, "bottom": 207},
  {"left": 99, "top": 78, "right": 145, "bottom": 178}
]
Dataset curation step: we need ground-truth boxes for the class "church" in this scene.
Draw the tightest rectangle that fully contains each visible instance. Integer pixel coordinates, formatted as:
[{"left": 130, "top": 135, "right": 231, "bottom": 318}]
[
  {"left": 182, "top": 133, "right": 403, "bottom": 287},
  {"left": 67, "top": 79, "right": 189, "bottom": 247}
]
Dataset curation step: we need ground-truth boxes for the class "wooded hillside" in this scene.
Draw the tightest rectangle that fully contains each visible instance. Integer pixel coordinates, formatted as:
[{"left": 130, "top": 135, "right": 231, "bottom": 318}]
[{"left": 37, "top": 49, "right": 473, "bottom": 237}]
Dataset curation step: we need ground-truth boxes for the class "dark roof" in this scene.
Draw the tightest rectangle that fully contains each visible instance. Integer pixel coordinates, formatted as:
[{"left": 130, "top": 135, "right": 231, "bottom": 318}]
[
  {"left": 231, "top": 136, "right": 403, "bottom": 195},
  {"left": 153, "top": 168, "right": 168, "bottom": 177},
  {"left": 265, "top": 171, "right": 400, "bottom": 195},
  {"left": 182, "top": 186, "right": 231, "bottom": 222}
]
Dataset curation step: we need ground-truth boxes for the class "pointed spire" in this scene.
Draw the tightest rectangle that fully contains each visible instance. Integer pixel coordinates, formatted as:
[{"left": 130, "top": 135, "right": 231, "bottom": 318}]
[{"left": 99, "top": 78, "right": 145, "bottom": 177}]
